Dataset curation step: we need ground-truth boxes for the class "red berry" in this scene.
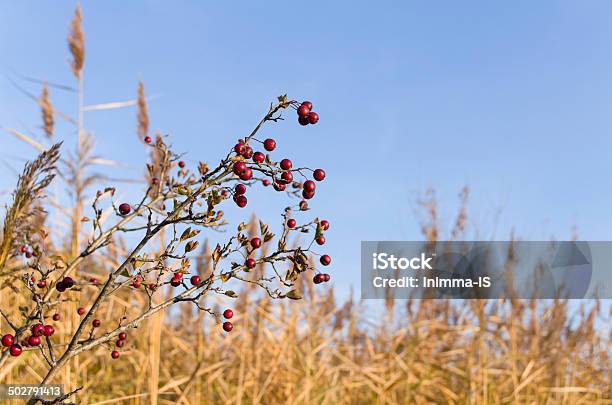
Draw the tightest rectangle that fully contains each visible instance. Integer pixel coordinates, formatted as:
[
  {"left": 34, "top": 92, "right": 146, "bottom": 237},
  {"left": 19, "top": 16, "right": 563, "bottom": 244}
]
[
  {"left": 233, "top": 161, "right": 247, "bottom": 175},
  {"left": 77, "top": 307, "right": 85, "bottom": 316},
  {"left": 111, "top": 350, "right": 120, "bottom": 359},
  {"left": 320, "top": 255, "right": 331, "bottom": 266},
  {"left": 178, "top": 161, "right": 185, "bottom": 168},
  {"left": 313, "top": 274, "right": 325, "bottom": 284},
  {"left": 223, "top": 309, "right": 234, "bottom": 319},
  {"left": 52, "top": 314, "right": 60, "bottom": 321},
  {"left": 245, "top": 258, "right": 256, "bottom": 269},
  {"left": 320, "top": 220, "right": 330, "bottom": 231},
  {"left": 222, "top": 321, "right": 233, "bottom": 332},
  {"left": 32, "top": 323, "right": 44, "bottom": 336},
  {"left": 190, "top": 275, "right": 201, "bottom": 286},
  {"left": 43, "top": 325, "right": 54, "bottom": 337},
  {"left": 28, "top": 335, "right": 41, "bottom": 346},
  {"left": 250, "top": 238, "right": 261, "bottom": 249},
  {"left": 25, "top": 252, "right": 32, "bottom": 259},
  {"left": 253, "top": 151, "right": 265, "bottom": 163},
  {"left": 298, "top": 116, "right": 309, "bottom": 126},
  {"left": 132, "top": 279, "right": 141, "bottom": 289},
  {"left": 118, "top": 332, "right": 127, "bottom": 341},
  {"left": 301, "top": 101, "right": 313, "bottom": 110},
  {"left": 118, "top": 203, "right": 131, "bottom": 216},
  {"left": 302, "top": 190, "right": 315, "bottom": 199},
  {"left": 234, "top": 195, "right": 247, "bottom": 208},
  {"left": 262, "top": 179, "right": 270, "bottom": 187},
  {"left": 37, "top": 281, "right": 46, "bottom": 288},
  {"left": 303, "top": 180, "right": 316, "bottom": 192},
  {"left": 92, "top": 319, "right": 101, "bottom": 328},
  {"left": 263, "top": 138, "right": 276, "bottom": 151},
  {"left": 116, "top": 339, "right": 125, "bottom": 347},
  {"left": 9, "top": 344, "right": 22, "bottom": 357},
  {"left": 313, "top": 169, "right": 325, "bottom": 181},
  {"left": 316, "top": 236, "right": 326, "bottom": 245},
  {"left": 280, "top": 171, "right": 293, "bottom": 184},
  {"left": 1, "top": 334, "right": 14, "bottom": 347},
  {"left": 239, "top": 167, "right": 253, "bottom": 181},
  {"left": 62, "top": 277, "right": 75, "bottom": 289},
  {"left": 323, "top": 273, "right": 331, "bottom": 282},
  {"left": 242, "top": 146, "right": 253, "bottom": 159},
  {"left": 297, "top": 104, "right": 311, "bottom": 118},
  {"left": 234, "top": 184, "right": 246, "bottom": 195},
  {"left": 90, "top": 277, "right": 98, "bottom": 285},
  {"left": 287, "top": 219, "right": 297, "bottom": 229},
  {"left": 280, "top": 159, "right": 292, "bottom": 170},
  {"left": 20, "top": 246, "right": 27, "bottom": 253},
  {"left": 234, "top": 142, "right": 246, "bottom": 155},
  {"left": 307, "top": 111, "right": 319, "bottom": 124},
  {"left": 273, "top": 181, "right": 286, "bottom": 192},
  {"left": 170, "top": 273, "right": 182, "bottom": 287},
  {"left": 144, "top": 136, "right": 152, "bottom": 144}
]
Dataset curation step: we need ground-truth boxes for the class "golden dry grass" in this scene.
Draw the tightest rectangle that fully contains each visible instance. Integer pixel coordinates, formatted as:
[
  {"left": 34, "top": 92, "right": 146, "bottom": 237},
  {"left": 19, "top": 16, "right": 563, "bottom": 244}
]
[{"left": 1, "top": 267, "right": 609, "bottom": 404}]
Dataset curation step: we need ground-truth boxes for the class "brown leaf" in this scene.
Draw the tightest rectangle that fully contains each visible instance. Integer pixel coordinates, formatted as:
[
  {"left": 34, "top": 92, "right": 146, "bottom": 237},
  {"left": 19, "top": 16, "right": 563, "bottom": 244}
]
[
  {"left": 185, "top": 240, "right": 199, "bottom": 253},
  {"left": 212, "top": 244, "right": 221, "bottom": 262},
  {"left": 286, "top": 289, "right": 302, "bottom": 300}
]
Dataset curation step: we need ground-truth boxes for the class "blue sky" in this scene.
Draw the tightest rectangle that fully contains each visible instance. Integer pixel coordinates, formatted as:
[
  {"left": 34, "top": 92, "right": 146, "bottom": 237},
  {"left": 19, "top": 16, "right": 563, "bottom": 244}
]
[{"left": 2, "top": 1, "right": 612, "bottom": 300}]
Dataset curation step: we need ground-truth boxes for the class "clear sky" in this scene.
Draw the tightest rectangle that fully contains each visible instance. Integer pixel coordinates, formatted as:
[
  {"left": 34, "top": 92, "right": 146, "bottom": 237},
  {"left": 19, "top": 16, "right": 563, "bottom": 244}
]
[{"left": 2, "top": 1, "right": 612, "bottom": 300}]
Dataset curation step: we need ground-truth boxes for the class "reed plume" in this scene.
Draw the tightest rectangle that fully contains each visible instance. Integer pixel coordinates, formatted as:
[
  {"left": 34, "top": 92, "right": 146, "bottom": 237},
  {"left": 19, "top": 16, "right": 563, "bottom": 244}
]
[
  {"left": 0, "top": 143, "right": 61, "bottom": 269},
  {"left": 137, "top": 81, "right": 149, "bottom": 141},
  {"left": 68, "top": 6, "right": 84, "bottom": 78},
  {"left": 39, "top": 83, "right": 54, "bottom": 138}
]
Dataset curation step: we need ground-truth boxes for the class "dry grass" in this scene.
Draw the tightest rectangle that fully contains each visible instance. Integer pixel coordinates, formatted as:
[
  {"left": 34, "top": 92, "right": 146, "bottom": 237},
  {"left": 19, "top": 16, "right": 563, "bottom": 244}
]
[{"left": 0, "top": 264, "right": 609, "bottom": 404}]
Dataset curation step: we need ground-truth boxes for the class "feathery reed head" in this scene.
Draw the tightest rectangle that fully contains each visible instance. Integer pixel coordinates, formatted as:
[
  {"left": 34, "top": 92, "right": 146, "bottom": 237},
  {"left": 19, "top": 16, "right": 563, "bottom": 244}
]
[
  {"left": 68, "top": 6, "right": 84, "bottom": 78},
  {"left": 137, "top": 81, "right": 149, "bottom": 141},
  {"left": 39, "top": 83, "right": 54, "bottom": 138},
  {"left": 0, "top": 143, "right": 61, "bottom": 264}
]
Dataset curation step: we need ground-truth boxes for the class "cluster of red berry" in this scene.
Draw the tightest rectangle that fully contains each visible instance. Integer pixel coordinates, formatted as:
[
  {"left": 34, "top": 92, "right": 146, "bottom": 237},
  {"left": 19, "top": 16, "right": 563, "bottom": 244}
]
[
  {"left": 231, "top": 143, "right": 325, "bottom": 207},
  {"left": 296, "top": 101, "right": 319, "bottom": 126},
  {"left": 55, "top": 276, "right": 75, "bottom": 292},
  {"left": 222, "top": 308, "right": 233, "bottom": 332},
  {"left": 167, "top": 272, "right": 203, "bottom": 288},
  {"left": 1, "top": 321, "right": 56, "bottom": 357},
  {"left": 112, "top": 331, "right": 128, "bottom": 359},
  {"left": 313, "top": 219, "right": 331, "bottom": 284},
  {"left": 20, "top": 245, "right": 36, "bottom": 259}
]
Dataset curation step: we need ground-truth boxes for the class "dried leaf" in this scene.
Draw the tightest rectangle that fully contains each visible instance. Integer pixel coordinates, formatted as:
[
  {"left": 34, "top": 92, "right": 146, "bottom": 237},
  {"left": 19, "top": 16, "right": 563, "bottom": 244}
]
[
  {"left": 286, "top": 289, "right": 302, "bottom": 300},
  {"left": 185, "top": 240, "right": 199, "bottom": 253},
  {"left": 212, "top": 244, "right": 221, "bottom": 262}
]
